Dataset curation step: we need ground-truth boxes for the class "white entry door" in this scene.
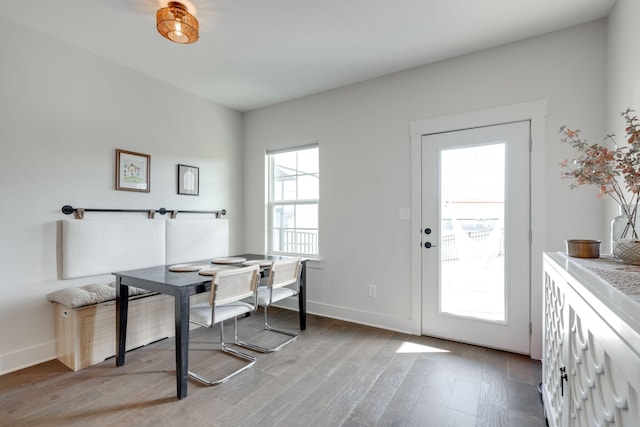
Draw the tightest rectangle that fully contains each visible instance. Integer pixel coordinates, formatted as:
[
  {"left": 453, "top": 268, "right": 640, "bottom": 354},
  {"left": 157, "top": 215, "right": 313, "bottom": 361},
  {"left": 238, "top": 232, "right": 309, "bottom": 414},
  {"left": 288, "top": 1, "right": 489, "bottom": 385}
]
[{"left": 421, "top": 121, "right": 530, "bottom": 354}]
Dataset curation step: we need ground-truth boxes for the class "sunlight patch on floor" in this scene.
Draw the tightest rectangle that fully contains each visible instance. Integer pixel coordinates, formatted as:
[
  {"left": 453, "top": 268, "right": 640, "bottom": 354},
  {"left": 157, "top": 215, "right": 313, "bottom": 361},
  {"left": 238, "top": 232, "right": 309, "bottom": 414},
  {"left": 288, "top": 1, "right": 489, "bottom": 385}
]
[{"left": 396, "top": 341, "right": 450, "bottom": 354}]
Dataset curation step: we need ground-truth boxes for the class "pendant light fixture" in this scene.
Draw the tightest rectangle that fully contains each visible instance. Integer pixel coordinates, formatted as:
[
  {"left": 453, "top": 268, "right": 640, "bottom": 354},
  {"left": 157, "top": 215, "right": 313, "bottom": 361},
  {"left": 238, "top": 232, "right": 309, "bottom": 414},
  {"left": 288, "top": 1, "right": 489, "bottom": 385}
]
[{"left": 156, "top": 2, "right": 199, "bottom": 44}]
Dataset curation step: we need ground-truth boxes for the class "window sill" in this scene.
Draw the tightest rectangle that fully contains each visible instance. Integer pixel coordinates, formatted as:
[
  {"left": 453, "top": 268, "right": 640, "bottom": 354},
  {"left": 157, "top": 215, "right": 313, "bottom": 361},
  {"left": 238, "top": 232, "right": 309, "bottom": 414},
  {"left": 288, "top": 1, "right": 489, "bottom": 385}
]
[{"left": 268, "top": 254, "right": 323, "bottom": 269}]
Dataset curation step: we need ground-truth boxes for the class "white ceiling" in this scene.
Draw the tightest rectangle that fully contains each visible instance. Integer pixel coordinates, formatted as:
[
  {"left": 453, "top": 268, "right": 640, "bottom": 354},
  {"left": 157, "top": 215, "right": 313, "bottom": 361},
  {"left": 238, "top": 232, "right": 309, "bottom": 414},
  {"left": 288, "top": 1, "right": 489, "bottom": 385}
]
[{"left": 0, "top": 0, "right": 616, "bottom": 112}]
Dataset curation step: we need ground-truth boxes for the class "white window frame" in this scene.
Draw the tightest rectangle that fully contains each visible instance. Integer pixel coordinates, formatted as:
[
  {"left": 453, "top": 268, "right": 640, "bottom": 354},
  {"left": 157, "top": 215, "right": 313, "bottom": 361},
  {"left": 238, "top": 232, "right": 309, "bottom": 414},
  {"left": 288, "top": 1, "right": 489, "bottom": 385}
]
[{"left": 266, "top": 141, "right": 319, "bottom": 257}]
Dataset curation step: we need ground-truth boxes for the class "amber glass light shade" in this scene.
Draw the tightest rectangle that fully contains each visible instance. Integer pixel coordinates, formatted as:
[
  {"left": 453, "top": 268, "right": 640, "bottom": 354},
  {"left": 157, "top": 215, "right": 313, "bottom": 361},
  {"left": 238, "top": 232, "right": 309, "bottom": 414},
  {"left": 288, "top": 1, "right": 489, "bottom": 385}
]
[{"left": 157, "top": 2, "right": 199, "bottom": 44}]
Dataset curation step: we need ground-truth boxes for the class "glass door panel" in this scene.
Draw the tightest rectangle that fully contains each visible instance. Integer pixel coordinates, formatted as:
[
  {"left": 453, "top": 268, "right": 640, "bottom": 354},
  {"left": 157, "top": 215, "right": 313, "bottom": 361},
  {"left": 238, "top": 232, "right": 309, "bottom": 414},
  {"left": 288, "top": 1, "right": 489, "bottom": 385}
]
[{"left": 440, "top": 143, "right": 505, "bottom": 322}]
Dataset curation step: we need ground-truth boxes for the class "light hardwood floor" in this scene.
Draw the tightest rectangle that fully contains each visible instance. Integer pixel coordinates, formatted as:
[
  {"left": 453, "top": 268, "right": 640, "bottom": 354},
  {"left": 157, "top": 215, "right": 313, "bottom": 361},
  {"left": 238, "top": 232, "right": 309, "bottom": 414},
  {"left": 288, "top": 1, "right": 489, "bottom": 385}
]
[{"left": 1, "top": 309, "right": 545, "bottom": 426}]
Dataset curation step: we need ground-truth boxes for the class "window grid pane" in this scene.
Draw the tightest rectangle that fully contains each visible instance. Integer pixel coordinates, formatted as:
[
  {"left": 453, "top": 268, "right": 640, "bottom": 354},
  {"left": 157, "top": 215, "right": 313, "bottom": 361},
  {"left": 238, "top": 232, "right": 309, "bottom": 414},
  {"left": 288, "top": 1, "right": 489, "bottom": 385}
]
[
  {"left": 271, "top": 228, "right": 319, "bottom": 254},
  {"left": 268, "top": 146, "right": 319, "bottom": 256}
]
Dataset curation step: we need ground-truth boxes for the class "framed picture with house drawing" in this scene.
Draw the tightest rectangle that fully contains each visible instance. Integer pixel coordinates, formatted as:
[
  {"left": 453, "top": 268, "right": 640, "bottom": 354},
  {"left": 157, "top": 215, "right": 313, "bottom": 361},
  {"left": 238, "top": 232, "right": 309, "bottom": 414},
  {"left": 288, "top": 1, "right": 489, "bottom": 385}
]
[
  {"left": 177, "top": 164, "right": 199, "bottom": 196},
  {"left": 116, "top": 149, "right": 150, "bottom": 192}
]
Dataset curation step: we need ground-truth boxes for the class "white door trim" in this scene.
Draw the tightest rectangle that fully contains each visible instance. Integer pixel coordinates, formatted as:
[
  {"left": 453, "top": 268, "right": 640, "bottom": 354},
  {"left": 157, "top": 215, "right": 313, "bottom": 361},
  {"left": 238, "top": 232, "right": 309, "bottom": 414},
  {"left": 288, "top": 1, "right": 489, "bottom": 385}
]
[{"left": 409, "top": 100, "right": 548, "bottom": 359}]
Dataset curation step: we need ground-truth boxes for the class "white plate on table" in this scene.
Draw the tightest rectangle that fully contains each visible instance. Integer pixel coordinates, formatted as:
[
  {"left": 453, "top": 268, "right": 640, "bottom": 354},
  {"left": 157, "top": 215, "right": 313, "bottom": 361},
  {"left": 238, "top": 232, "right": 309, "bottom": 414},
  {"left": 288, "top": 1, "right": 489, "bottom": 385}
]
[
  {"left": 198, "top": 266, "right": 229, "bottom": 276},
  {"left": 243, "top": 259, "right": 273, "bottom": 267},
  {"left": 168, "top": 263, "right": 209, "bottom": 272},
  {"left": 211, "top": 256, "right": 247, "bottom": 265}
]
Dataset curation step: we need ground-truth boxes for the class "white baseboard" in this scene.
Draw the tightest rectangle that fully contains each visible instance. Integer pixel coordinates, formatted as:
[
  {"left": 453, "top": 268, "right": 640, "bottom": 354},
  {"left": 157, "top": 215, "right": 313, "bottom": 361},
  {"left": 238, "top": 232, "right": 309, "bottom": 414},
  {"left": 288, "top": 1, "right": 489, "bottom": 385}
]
[
  {"left": 1, "top": 340, "right": 56, "bottom": 375},
  {"left": 275, "top": 299, "right": 421, "bottom": 335}
]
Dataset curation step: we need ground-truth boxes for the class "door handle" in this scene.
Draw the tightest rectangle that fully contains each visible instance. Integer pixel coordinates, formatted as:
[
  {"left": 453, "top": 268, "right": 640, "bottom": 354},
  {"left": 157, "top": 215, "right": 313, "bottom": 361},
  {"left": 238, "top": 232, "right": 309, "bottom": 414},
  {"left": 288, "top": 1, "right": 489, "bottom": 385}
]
[
  {"left": 560, "top": 367, "right": 568, "bottom": 396},
  {"left": 423, "top": 227, "right": 437, "bottom": 248}
]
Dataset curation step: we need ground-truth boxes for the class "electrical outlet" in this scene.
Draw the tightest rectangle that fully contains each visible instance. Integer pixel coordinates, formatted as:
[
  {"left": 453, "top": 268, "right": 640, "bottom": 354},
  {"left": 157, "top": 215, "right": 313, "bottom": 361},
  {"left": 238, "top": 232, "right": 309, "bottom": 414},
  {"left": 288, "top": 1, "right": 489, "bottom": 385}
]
[{"left": 368, "top": 284, "right": 376, "bottom": 297}]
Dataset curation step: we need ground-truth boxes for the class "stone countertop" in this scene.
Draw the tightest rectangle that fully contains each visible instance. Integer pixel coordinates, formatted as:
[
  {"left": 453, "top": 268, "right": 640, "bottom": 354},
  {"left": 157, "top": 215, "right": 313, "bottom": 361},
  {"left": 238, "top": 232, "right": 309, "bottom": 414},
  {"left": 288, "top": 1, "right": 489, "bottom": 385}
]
[
  {"left": 545, "top": 252, "right": 640, "bottom": 336},
  {"left": 561, "top": 253, "right": 640, "bottom": 303}
]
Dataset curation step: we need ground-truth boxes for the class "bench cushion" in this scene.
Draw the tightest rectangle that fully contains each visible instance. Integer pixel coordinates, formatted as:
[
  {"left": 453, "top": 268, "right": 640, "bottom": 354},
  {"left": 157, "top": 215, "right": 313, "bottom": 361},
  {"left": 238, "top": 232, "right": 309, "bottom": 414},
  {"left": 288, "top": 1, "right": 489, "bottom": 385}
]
[{"left": 47, "top": 283, "right": 150, "bottom": 308}]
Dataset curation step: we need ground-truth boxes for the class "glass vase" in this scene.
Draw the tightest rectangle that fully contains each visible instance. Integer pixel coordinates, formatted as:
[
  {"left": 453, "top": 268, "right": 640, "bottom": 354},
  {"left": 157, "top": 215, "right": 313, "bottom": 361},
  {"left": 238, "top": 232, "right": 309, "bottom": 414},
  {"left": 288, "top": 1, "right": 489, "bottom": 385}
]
[{"left": 611, "top": 204, "right": 638, "bottom": 254}]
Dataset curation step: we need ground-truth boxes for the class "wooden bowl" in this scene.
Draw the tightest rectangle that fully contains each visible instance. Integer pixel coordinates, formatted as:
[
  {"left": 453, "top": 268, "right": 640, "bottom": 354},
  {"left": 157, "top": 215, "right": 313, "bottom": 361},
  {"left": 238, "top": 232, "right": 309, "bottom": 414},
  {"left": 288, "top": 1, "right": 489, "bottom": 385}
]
[{"left": 565, "top": 239, "right": 601, "bottom": 258}]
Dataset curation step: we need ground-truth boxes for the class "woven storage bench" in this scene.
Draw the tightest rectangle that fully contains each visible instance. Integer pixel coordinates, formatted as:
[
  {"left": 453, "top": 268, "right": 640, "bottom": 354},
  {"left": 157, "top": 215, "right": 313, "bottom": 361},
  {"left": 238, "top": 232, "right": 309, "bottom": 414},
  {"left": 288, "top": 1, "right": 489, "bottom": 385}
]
[{"left": 53, "top": 293, "right": 175, "bottom": 371}]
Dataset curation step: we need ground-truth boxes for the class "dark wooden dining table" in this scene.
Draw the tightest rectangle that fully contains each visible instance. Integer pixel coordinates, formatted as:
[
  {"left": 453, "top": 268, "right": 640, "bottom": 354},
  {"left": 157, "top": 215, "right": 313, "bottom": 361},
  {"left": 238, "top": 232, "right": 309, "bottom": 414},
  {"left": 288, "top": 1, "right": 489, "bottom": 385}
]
[{"left": 113, "top": 253, "right": 307, "bottom": 399}]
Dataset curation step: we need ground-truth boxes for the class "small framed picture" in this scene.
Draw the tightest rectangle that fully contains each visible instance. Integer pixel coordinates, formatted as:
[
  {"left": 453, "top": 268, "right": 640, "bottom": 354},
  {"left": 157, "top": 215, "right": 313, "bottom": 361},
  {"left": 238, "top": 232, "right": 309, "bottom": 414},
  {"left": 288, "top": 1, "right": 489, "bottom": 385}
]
[
  {"left": 178, "top": 164, "right": 199, "bottom": 196},
  {"left": 116, "top": 149, "right": 150, "bottom": 192}
]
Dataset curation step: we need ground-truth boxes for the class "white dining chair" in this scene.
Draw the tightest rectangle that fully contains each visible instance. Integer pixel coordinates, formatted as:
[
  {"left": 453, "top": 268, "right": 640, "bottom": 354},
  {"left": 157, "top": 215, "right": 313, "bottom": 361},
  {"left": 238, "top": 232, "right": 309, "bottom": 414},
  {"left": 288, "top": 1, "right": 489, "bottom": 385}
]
[
  {"left": 188, "top": 264, "right": 259, "bottom": 386},
  {"left": 237, "top": 257, "right": 301, "bottom": 353}
]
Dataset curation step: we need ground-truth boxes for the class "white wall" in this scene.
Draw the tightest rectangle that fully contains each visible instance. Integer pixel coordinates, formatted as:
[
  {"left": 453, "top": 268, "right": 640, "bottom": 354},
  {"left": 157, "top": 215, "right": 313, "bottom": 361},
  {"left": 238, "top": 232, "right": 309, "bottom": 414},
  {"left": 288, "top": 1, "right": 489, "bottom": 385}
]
[
  {"left": 606, "top": 0, "right": 640, "bottom": 228},
  {"left": 607, "top": 0, "right": 640, "bottom": 134},
  {"left": 243, "top": 20, "right": 608, "bottom": 358},
  {"left": 0, "top": 18, "right": 244, "bottom": 374}
]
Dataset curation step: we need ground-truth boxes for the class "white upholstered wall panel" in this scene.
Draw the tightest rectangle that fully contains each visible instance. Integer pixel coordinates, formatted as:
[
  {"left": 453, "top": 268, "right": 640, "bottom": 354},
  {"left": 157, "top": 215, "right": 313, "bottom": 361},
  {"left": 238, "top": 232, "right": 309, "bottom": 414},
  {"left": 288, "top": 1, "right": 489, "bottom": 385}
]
[
  {"left": 165, "top": 218, "right": 229, "bottom": 264},
  {"left": 62, "top": 219, "right": 166, "bottom": 279}
]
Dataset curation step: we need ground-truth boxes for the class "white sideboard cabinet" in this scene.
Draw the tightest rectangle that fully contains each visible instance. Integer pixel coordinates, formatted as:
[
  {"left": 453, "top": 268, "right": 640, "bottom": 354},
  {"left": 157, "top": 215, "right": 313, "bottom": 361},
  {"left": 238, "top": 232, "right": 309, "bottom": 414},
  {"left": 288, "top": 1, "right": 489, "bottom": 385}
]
[{"left": 542, "top": 252, "right": 640, "bottom": 426}]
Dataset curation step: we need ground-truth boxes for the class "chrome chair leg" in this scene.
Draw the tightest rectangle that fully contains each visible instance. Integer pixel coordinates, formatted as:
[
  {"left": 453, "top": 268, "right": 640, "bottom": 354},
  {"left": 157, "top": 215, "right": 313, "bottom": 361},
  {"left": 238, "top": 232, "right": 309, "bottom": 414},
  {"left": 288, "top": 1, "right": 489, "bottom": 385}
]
[
  {"left": 237, "top": 308, "right": 298, "bottom": 353},
  {"left": 188, "top": 318, "right": 256, "bottom": 386}
]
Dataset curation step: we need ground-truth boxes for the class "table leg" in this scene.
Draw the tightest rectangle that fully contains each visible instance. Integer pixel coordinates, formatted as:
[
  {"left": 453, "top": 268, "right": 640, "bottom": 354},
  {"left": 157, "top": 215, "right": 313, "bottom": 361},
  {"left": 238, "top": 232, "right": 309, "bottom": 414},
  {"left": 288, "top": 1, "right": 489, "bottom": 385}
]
[
  {"left": 175, "top": 289, "right": 190, "bottom": 399},
  {"left": 298, "top": 261, "right": 307, "bottom": 330},
  {"left": 115, "top": 277, "right": 129, "bottom": 366}
]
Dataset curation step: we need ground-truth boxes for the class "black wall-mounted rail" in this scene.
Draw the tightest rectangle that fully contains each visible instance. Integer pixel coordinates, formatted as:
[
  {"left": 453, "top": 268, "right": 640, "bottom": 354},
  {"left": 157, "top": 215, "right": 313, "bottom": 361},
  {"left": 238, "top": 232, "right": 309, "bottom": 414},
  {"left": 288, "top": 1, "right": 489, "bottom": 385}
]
[{"left": 61, "top": 205, "right": 226, "bottom": 219}]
